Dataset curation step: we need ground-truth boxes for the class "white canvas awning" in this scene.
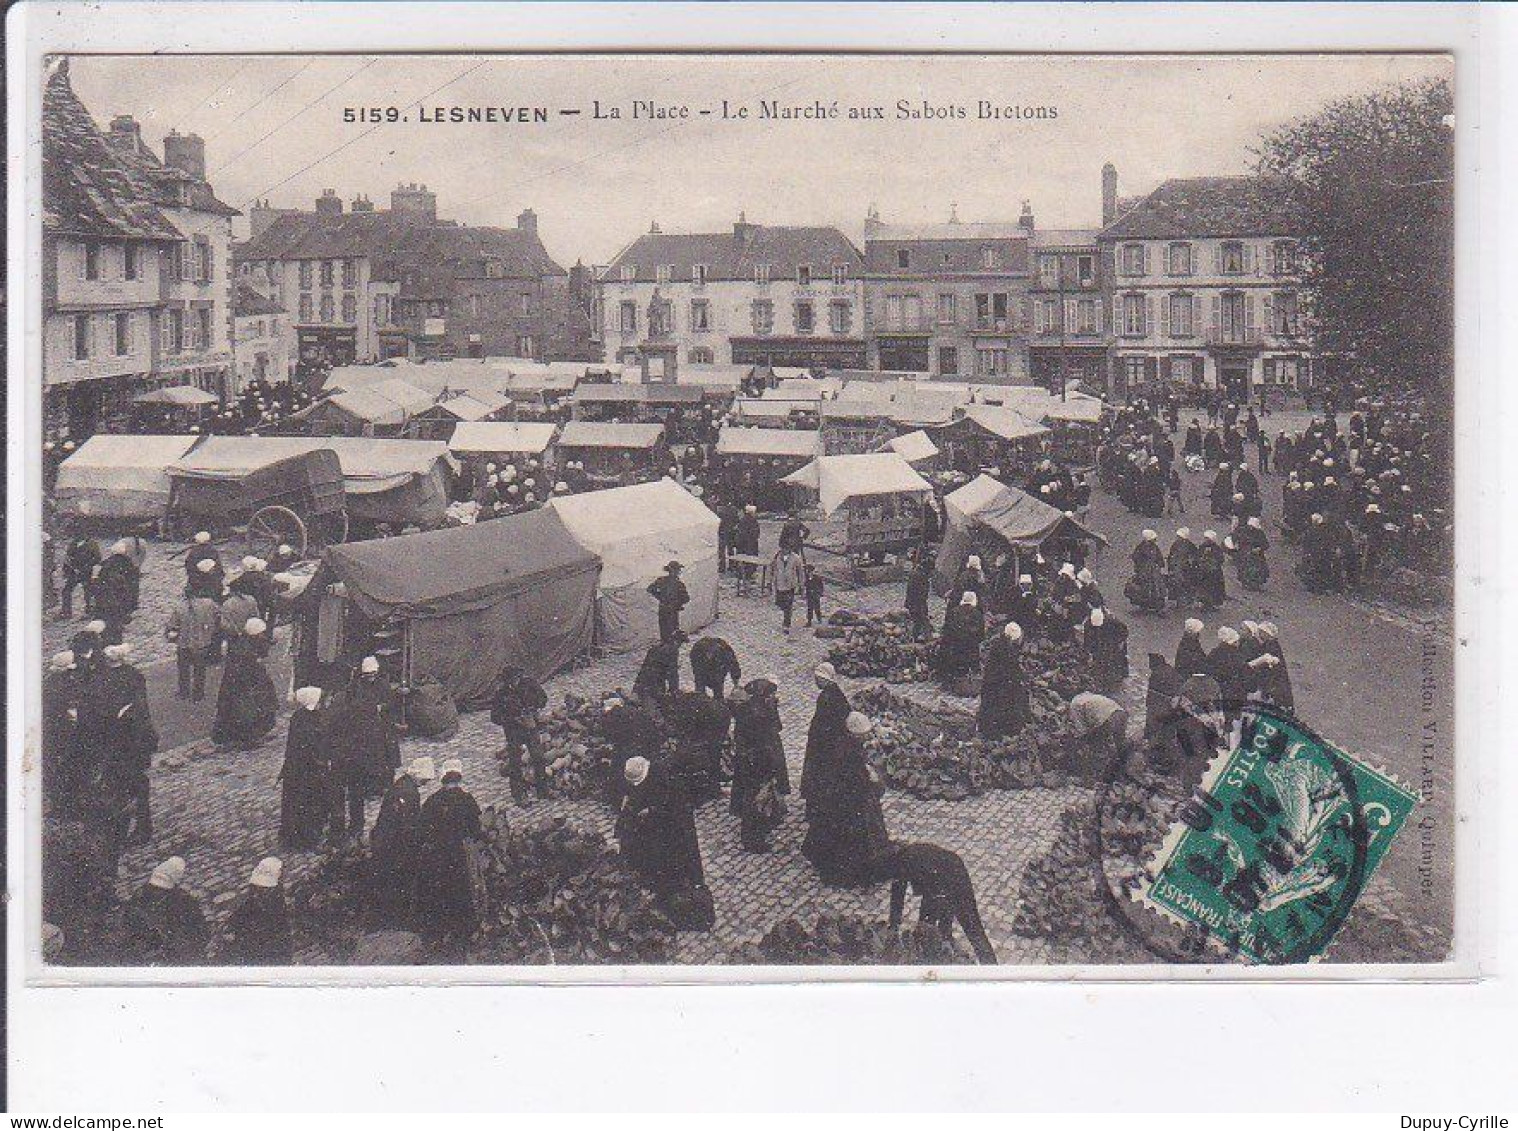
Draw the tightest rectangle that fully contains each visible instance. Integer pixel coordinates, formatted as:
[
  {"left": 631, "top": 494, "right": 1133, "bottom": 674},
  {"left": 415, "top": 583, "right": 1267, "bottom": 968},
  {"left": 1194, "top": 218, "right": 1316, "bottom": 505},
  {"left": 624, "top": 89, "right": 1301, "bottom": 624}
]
[
  {"left": 881, "top": 430, "right": 940, "bottom": 465},
  {"left": 55, "top": 433, "right": 203, "bottom": 519},
  {"left": 962, "top": 405, "right": 1050, "bottom": 442},
  {"left": 782, "top": 452, "right": 933, "bottom": 517},
  {"left": 449, "top": 421, "right": 557, "bottom": 456},
  {"left": 133, "top": 385, "right": 218, "bottom": 407},
  {"left": 716, "top": 427, "right": 821, "bottom": 459}
]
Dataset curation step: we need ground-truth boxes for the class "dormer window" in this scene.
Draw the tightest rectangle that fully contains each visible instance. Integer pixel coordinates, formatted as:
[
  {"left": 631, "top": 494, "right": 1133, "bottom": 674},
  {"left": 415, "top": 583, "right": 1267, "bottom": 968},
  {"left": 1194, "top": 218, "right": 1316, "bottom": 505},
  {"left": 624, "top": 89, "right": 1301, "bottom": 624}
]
[
  {"left": 754, "top": 264, "right": 771, "bottom": 285},
  {"left": 693, "top": 263, "right": 708, "bottom": 286},
  {"left": 832, "top": 264, "right": 848, "bottom": 285},
  {"left": 896, "top": 249, "right": 911, "bottom": 270},
  {"left": 656, "top": 264, "right": 671, "bottom": 284},
  {"left": 620, "top": 265, "right": 636, "bottom": 283},
  {"left": 797, "top": 264, "right": 812, "bottom": 286}
]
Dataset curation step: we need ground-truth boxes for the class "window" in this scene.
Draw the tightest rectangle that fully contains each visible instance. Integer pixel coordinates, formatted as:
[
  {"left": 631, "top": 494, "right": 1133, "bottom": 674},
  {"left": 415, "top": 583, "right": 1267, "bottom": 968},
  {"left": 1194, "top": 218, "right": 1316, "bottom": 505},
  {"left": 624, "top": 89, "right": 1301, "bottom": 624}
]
[
  {"left": 751, "top": 300, "right": 775, "bottom": 335},
  {"left": 656, "top": 264, "right": 671, "bottom": 284},
  {"left": 690, "top": 299, "right": 711, "bottom": 332},
  {"left": 1034, "top": 298, "right": 1059, "bottom": 334},
  {"left": 1172, "top": 356, "right": 1197, "bottom": 385},
  {"left": 342, "top": 293, "right": 358, "bottom": 323},
  {"left": 1121, "top": 293, "right": 1147, "bottom": 337},
  {"left": 694, "top": 263, "right": 708, "bottom": 286},
  {"left": 754, "top": 264, "right": 771, "bottom": 285},
  {"left": 485, "top": 260, "right": 503, "bottom": 279},
  {"left": 688, "top": 347, "right": 714, "bottom": 364},
  {"left": 169, "top": 308, "right": 184, "bottom": 353},
  {"left": 197, "top": 307, "right": 212, "bottom": 350},
  {"left": 299, "top": 294, "right": 313, "bottom": 322},
  {"left": 1038, "top": 255, "right": 1060, "bottom": 287},
  {"left": 794, "top": 301, "right": 815, "bottom": 334},
  {"left": 1120, "top": 244, "right": 1146, "bottom": 277},
  {"left": 517, "top": 335, "right": 535, "bottom": 357},
  {"left": 1168, "top": 293, "right": 1195, "bottom": 337},
  {"left": 72, "top": 314, "right": 90, "bottom": 360},
  {"left": 975, "top": 347, "right": 1009, "bottom": 377},
  {"left": 342, "top": 259, "right": 357, "bottom": 287},
  {"left": 376, "top": 294, "right": 392, "bottom": 325},
  {"left": 832, "top": 263, "right": 848, "bottom": 285},
  {"left": 1075, "top": 298, "right": 1099, "bottom": 334},
  {"left": 1220, "top": 241, "right": 1246, "bottom": 274},
  {"left": 619, "top": 300, "right": 638, "bottom": 333},
  {"left": 885, "top": 293, "right": 922, "bottom": 331},
  {"left": 938, "top": 346, "right": 959, "bottom": 376},
  {"left": 937, "top": 293, "right": 957, "bottom": 325},
  {"left": 84, "top": 242, "right": 101, "bottom": 281},
  {"left": 1077, "top": 255, "right": 1095, "bottom": 286},
  {"left": 1271, "top": 291, "right": 1299, "bottom": 335},
  {"left": 1271, "top": 240, "right": 1297, "bottom": 276},
  {"left": 982, "top": 246, "right": 996, "bottom": 270},
  {"left": 123, "top": 244, "right": 138, "bottom": 281},
  {"left": 797, "top": 265, "right": 812, "bottom": 286},
  {"left": 829, "top": 300, "right": 852, "bottom": 334},
  {"left": 1167, "top": 242, "right": 1193, "bottom": 276},
  {"left": 299, "top": 261, "right": 313, "bottom": 289},
  {"left": 194, "top": 237, "right": 212, "bottom": 282},
  {"left": 896, "top": 248, "right": 911, "bottom": 270},
  {"left": 974, "top": 292, "right": 1009, "bottom": 329},
  {"left": 1220, "top": 291, "right": 1248, "bottom": 341},
  {"left": 649, "top": 298, "right": 673, "bottom": 336},
  {"left": 319, "top": 294, "right": 335, "bottom": 323},
  {"left": 620, "top": 265, "right": 636, "bottom": 283},
  {"left": 519, "top": 293, "right": 532, "bottom": 317},
  {"left": 320, "top": 260, "right": 335, "bottom": 287}
]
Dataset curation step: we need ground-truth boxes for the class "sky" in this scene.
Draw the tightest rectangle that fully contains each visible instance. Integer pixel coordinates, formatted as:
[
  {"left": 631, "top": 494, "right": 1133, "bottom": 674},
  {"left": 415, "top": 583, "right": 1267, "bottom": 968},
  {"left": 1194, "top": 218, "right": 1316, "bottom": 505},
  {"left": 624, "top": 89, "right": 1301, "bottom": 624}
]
[{"left": 65, "top": 52, "right": 1450, "bottom": 266}]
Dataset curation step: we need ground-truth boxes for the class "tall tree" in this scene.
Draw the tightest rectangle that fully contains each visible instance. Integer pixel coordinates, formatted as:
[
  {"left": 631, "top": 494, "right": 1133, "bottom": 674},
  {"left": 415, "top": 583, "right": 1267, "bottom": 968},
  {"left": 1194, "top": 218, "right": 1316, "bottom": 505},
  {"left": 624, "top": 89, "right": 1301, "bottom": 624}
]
[{"left": 1255, "top": 78, "right": 1453, "bottom": 412}]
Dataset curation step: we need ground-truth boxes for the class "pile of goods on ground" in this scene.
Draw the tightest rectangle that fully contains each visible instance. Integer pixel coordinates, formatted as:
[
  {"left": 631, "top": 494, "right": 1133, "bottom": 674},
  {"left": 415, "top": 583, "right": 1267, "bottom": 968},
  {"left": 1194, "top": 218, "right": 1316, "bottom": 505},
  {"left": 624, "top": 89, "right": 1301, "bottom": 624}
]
[
  {"left": 1015, "top": 635, "right": 1097, "bottom": 705},
  {"left": 471, "top": 812, "right": 677, "bottom": 965},
  {"left": 824, "top": 610, "right": 936, "bottom": 681},
  {"left": 728, "top": 912, "right": 974, "bottom": 965},
  {"left": 1010, "top": 767, "right": 1194, "bottom": 963},
  {"left": 288, "top": 813, "right": 677, "bottom": 965},
  {"left": 496, "top": 693, "right": 617, "bottom": 801}
]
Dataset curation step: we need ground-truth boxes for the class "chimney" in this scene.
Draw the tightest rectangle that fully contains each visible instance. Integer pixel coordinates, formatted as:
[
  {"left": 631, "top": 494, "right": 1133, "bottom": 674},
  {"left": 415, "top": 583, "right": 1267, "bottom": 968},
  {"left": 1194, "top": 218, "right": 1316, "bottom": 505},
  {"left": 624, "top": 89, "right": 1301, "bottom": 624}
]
[
  {"left": 314, "top": 188, "right": 344, "bottom": 217},
  {"left": 1018, "top": 200, "right": 1035, "bottom": 234},
  {"left": 517, "top": 208, "right": 538, "bottom": 235},
  {"left": 350, "top": 193, "right": 374, "bottom": 213},
  {"left": 949, "top": 202, "right": 960, "bottom": 224},
  {"left": 649, "top": 220, "right": 661, "bottom": 235},
  {"left": 733, "top": 211, "right": 756, "bottom": 248},
  {"left": 862, "top": 204, "right": 883, "bottom": 241},
  {"left": 162, "top": 129, "right": 206, "bottom": 181},
  {"left": 249, "top": 199, "right": 279, "bottom": 239},
  {"left": 107, "top": 115, "right": 143, "bottom": 157},
  {"left": 390, "top": 181, "right": 438, "bottom": 221},
  {"left": 1102, "top": 163, "right": 1119, "bottom": 227}
]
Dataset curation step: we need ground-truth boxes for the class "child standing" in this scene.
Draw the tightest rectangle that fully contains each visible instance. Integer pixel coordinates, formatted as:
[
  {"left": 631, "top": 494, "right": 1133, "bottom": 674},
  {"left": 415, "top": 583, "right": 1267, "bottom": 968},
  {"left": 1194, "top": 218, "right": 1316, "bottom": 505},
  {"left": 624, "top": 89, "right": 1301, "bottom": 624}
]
[{"left": 804, "top": 564, "right": 825, "bottom": 627}]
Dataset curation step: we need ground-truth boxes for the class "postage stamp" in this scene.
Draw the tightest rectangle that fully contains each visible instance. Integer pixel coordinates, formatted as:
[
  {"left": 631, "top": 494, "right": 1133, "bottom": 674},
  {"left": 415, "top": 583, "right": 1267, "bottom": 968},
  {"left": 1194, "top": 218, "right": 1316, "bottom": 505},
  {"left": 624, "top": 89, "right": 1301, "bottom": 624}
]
[{"left": 1136, "top": 704, "right": 1419, "bottom": 964}]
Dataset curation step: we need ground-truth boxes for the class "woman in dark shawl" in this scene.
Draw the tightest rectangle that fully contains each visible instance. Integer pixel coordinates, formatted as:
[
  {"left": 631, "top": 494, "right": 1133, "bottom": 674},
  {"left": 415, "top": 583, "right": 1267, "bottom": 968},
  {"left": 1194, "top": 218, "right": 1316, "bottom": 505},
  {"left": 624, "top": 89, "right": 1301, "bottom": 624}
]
[
  {"left": 413, "top": 760, "right": 484, "bottom": 955},
  {"left": 212, "top": 617, "right": 279, "bottom": 748},
  {"left": 616, "top": 756, "right": 706, "bottom": 899},
  {"left": 728, "top": 678, "right": 791, "bottom": 853},
  {"left": 978, "top": 622, "right": 1031, "bottom": 740},
  {"left": 801, "top": 711, "right": 891, "bottom": 887},
  {"left": 1125, "top": 530, "right": 1169, "bottom": 613},
  {"left": 278, "top": 686, "right": 334, "bottom": 850}
]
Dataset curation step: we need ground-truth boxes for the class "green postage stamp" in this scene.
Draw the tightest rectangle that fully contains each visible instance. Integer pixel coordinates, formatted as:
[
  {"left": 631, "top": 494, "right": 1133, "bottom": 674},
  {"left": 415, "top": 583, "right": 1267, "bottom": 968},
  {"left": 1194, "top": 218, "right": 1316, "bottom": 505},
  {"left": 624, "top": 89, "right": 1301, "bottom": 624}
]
[{"left": 1138, "top": 705, "right": 1420, "bottom": 964}]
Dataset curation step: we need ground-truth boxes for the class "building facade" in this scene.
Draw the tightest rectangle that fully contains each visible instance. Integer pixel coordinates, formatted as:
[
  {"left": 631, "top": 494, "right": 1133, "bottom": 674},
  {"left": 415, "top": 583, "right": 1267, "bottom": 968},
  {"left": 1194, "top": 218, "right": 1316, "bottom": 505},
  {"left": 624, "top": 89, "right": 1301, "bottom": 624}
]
[
  {"left": 231, "top": 280, "right": 290, "bottom": 390},
  {"left": 1098, "top": 173, "right": 1313, "bottom": 402},
  {"left": 597, "top": 219, "right": 866, "bottom": 379},
  {"left": 42, "top": 60, "right": 237, "bottom": 439},
  {"left": 1028, "top": 228, "right": 1108, "bottom": 394},
  {"left": 236, "top": 187, "right": 583, "bottom": 373},
  {"left": 860, "top": 207, "right": 1034, "bottom": 382}
]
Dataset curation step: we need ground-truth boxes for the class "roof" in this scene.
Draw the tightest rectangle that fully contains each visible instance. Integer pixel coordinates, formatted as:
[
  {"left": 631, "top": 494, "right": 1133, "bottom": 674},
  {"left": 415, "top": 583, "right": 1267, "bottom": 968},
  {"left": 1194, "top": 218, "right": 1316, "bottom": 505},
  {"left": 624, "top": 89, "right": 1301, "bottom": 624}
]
[
  {"left": 607, "top": 223, "right": 863, "bottom": 283},
  {"left": 770, "top": 378, "right": 841, "bottom": 401},
  {"left": 943, "top": 474, "right": 1105, "bottom": 547},
  {"left": 170, "top": 436, "right": 452, "bottom": 493},
  {"left": 448, "top": 421, "right": 557, "bottom": 455},
  {"left": 133, "top": 384, "right": 218, "bottom": 407},
  {"left": 557, "top": 421, "right": 666, "bottom": 450},
  {"left": 55, "top": 434, "right": 203, "bottom": 519},
  {"left": 421, "top": 391, "right": 510, "bottom": 422},
  {"left": 962, "top": 405, "right": 1050, "bottom": 442},
  {"left": 1100, "top": 176, "right": 1298, "bottom": 240},
  {"left": 324, "top": 505, "right": 598, "bottom": 616},
  {"left": 1031, "top": 228, "right": 1101, "bottom": 249},
  {"left": 238, "top": 209, "right": 564, "bottom": 280},
  {"left": 324, "top": 361, "right": 506, "bottom": 403},
  {"left": 233, "top": 280, "right": 284, "bottom": 317},
  {"left": 320, "top": 379, "right": 433, "bottom": 428},
  {"left": 735, "top": 398, "right": 805, "bottom": 421},
  {"left": 675, "top": 364, "right": 751, "bottom": 390},
  {"left": 782, "top": 452, "right": 932, "bottom": 517},
  {"left": 866, "top": 221, "right": 1031, "bottom": 242},
  {"left": 881, "top": 430, "right": 939, "bottom": 465},
  {"left": 572, "top": 383, "right": 703, "bottom": 406},
  {"left": 548, "top": 480, "right": 720, "bottom": 588},
  {"left": 716, "top": 427, "right": 821, "bottom": 459}
]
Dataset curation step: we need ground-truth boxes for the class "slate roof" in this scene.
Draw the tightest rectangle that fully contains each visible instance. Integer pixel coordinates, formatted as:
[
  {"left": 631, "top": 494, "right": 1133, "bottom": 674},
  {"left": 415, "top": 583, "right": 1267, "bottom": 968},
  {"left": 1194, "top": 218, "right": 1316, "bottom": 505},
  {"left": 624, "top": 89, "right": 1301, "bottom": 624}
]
[
  {"left": 1031, "top": 228, "right": 1101, "bottom": 249},
  {"left": 233, "top": 280, "right": 284, "bottom": 317},
  {"left": 1100, "top": 176, "right": 1297, "bottom": 240},
  {"left": 606, "top": 224, "right": 863, "bottom": 283},
  {"left": 866, "top": 221, "right": 1031, "bottom": 242}
]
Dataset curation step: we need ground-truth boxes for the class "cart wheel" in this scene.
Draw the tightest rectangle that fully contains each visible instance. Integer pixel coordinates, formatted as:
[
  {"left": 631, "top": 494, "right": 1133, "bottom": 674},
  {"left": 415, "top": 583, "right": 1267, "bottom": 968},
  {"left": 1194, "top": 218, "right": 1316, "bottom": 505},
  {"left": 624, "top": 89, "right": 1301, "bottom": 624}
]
[{"left": 249, "top": 505, "right": 308, "bottom": 559}]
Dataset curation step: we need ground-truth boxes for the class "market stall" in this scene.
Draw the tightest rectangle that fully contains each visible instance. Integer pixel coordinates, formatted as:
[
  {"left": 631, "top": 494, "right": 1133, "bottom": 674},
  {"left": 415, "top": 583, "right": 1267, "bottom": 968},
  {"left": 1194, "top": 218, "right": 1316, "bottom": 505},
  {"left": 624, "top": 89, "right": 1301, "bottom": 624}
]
[
  {"left": 447, "top": 421, "right": 558, "bottom": 471},
  {"left": 549, "top": 479, "right": 721, "bottom": 652},
  {"left": 934, "top": 473, "right": 1106, "bottom": 595},
  {"left": 782, "top": 452, "right": 933, "bottom": 578},
  {"left": 715, "top": 426, "right": 821, "bottom": 510},
  {"left": 410, "top": 390, "right": 512, "bottom": 441},
  {"left": 53, "top": 433, "right": 204, "bottom": 524},
  {"left": 878, "top": 429, "right": 941, "bottom": 472},
  {"left": 129, "top": 384, "right": 220, "bottom": 433},
  {"left": 296, "top": 377, "right": 436, "bottom": 438},
  {"left": 934, "top": 405, "right": 1051, "bottom": 479},
  {"left": 555, "top": 421, "right": 670, "bottom": 486}
]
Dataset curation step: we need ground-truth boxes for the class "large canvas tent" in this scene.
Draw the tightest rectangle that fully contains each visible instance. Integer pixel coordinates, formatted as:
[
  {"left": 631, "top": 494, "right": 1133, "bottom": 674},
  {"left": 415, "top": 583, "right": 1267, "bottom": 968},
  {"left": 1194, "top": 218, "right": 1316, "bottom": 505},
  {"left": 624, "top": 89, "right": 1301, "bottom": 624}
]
[
  {"left": 303, "top": 378, "right": 435, "bottom": 436},
  {"left": 549, "top": 480, "right": 721, "bottom": 652},
  {"left": 935, "top": 474, "right": 1106, "bottom": 592},
  {"left": 309, "top": 507, "right": 600, "bottom": 707},
  {"left": 54, "top": 433, "right": 202, "bottom": 520},
  {"left": 782, "top": 452, "right": 932, "bottom": 517}
]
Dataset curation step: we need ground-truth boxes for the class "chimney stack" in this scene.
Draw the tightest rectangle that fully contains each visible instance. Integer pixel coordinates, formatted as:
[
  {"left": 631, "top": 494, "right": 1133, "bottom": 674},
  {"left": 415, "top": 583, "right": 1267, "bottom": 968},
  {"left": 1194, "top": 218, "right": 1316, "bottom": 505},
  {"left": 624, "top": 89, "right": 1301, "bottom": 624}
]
[
  {"left": 1102, "top": 163, "right": 1119, "bottom": 227},
  {"left": 107, "top": 115, "right": 143, "bottom": 157},
  {"left": 314, "top": 188, "right": 344, "bottom": 217},
  {"left": 733, "top": 211, "right": 756, "bottom": 248},
  {"left": 162, "top": 129, "right": 206, "bottom": 181},
  {"left": 517, "top": 208, "right": 538, "bottom": 235},
  {"left": 1018, "top": 200, "right": 1035, "bottom": 234},
  {"left": 863, "top": 204, "right": 883, "bottom": 241},
  {"left": 390, "top": 181, "right": 438, "bottom": 221},
  {"left": 351, "top": 193, "right": 374, "bottom": 213}
]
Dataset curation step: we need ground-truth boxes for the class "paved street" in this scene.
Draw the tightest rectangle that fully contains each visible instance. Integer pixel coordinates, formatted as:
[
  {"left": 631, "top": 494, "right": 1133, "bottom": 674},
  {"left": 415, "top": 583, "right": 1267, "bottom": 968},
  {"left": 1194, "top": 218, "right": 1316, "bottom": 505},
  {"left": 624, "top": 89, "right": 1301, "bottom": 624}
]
[{"left": 48, "top": 408, "right": 1454, "bottom": 964}]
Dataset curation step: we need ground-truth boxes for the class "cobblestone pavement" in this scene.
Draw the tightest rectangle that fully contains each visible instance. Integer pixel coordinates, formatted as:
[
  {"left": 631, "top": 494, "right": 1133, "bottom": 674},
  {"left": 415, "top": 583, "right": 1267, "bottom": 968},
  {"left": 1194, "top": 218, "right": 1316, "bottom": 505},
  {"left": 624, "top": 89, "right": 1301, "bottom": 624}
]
[{"left": 70, "top": 406, "right": 1455, "bottom": 965}]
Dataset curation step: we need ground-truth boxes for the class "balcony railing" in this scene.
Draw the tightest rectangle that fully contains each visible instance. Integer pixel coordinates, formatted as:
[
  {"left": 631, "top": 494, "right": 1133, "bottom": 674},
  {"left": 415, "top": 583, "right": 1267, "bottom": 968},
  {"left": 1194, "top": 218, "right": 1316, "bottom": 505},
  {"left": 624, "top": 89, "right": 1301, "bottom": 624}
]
[
  {"left": 970, "top": 317, "right": 1016, "bottom": 334},
  {"left": 1206, "top": 326, "right": 1263, "bottom": 347},
  {"left": 875, "top": 317, "right": 933, "bottom": 335}
]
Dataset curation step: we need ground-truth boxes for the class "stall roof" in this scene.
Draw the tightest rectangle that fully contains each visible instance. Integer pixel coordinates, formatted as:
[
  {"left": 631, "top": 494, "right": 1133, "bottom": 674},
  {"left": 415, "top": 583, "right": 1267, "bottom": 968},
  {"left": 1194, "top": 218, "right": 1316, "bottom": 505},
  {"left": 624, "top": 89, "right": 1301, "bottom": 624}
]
[
  {"left": 736, "top": 397, "right": 807, "bottom": 419},
  {"left": 768, "top": 366, "right": 814, "bottom": 383},
  {"left": 677, "top": 364, "right": 750, "bottom": 390},
  {"left": 820, "top": 399, "right": 893, "bottom": 423},
  {"left": 557, "top": 421, "right": 666, "bottom": 449},
  {"left": 54, "top": 433, "right": 203, "bottom": 519},
  {"left": 133, "top": 385, "right": 217, "bottom": 407},
  {"left": 943, "top": 473, "right": 1106, "bottom": 547},
  {"left": 324, "top": 505, "right": 598, "bottom": 616},
  {"left": 961, "top": 405, "right": 1051, "bottom": 442},
  {"left": 573, "top": 383, "right": 705, "bottom": 406},
  {"left": 425, "top": 392, "right": 511, "bottom": 422},
  {"left": 325, "top": 361, "right": 508, "bottom": 403},
  {"left": 716, "top": 427, "right": 821, "bottom": 459},
  {"left": 881, "top": 430, "right": 939, "bottom": 465},
  {"left": 782, "top": 452, "right": 932, "bottom": 517},
  {"left": 548, "top": 479, "right": 720, "bottom": 590},
  {"left": 449, "top": 421, "right": 557, "bottom": 456},
  {"left": 170, "top": 436, "right": 454, "bottom": 493},
  {"left": 770, "top": 378, "right": 841, "bottom": 401}
]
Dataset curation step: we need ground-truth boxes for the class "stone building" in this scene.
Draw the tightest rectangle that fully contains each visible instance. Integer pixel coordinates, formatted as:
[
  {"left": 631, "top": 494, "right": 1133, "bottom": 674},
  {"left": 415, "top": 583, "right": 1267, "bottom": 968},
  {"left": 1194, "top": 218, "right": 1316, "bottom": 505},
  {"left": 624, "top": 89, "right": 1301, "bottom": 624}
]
[
  {"left": 1099, "top": 170, "right": 1313, "bottom": 402},
  {"left": 42, "top": 59, "right": 237, "bottom": 439},
  {"left": 231, "top": 280, "right": 290, "bottom": 389},
  {"left": 597, "top": 218, "right": 866, "bottom": 380},
  {"left": 859, "top": 206, "right": 1034, "bottom": 382}
]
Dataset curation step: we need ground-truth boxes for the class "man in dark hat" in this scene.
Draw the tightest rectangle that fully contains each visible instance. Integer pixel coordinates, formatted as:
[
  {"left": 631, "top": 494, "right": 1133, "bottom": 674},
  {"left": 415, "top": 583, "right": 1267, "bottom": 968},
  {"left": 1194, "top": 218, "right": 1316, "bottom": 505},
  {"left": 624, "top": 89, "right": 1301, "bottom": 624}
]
[{"left": 647, "top": 560, "right": 690, "bottom": 643}]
